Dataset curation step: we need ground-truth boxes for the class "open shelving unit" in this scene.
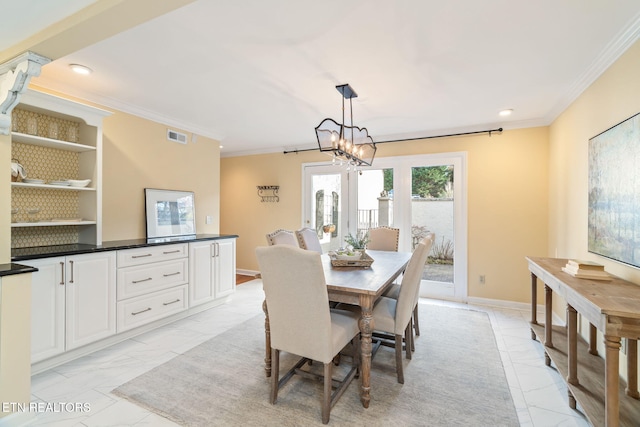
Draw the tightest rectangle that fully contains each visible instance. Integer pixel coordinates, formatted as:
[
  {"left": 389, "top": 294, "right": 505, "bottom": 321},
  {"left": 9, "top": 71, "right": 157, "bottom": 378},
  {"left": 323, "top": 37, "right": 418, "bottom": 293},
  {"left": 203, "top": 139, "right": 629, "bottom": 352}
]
[{"left": 10, "top": 90, "right": 111, "bottom": 248}]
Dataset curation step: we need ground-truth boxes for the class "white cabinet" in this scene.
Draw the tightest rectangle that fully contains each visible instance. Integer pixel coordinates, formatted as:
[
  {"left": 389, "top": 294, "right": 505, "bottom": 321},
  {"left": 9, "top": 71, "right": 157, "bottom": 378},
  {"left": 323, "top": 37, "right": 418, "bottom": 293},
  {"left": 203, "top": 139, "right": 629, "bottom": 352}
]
[
  {"left": 27, "top": 257, "right": 65, "bottom": 363},
  {"left": 22, "top": 252, "right": 116, "bottom": 363},
  {"left": 116, "top": 244, "right": 189, "bottom": 332},
  {"left": 189, "top": 239, "right": 236, "bottom": 307},
  {"left": 65, "top": 252, "right": 117, "bottom": 350}
]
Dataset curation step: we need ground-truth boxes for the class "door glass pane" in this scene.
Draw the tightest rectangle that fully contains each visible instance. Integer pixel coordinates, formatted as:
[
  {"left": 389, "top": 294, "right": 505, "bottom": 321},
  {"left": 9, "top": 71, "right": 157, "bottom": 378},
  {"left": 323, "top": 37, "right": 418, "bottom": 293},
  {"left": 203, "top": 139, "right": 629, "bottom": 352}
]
[
  {"left": 411, "top": 165, "right": 454, "bottom": 284},
  {"left": 356, "top": 169, "right": 393, "bottom": 235},
  {"left": 311, "top": 173, "right": 342, "bottom": 252}
]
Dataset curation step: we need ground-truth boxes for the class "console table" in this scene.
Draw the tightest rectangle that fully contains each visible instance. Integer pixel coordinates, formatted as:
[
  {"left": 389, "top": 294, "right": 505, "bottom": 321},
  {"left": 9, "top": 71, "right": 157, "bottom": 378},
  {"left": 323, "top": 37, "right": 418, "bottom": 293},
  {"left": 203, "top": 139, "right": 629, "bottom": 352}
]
[{"left": 526, "top": 257, "right": 640, "bottom": 426}]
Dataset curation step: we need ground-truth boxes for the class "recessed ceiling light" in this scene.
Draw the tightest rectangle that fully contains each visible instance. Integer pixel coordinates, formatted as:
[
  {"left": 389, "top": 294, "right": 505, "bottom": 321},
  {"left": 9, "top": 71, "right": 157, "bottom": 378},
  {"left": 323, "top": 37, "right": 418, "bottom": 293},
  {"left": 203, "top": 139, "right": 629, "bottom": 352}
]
[
  {"left": 499, "top": 109, "right": 513, "bottom": 117},
  {"left": 69, "top": 64, "right": 92, "bottom": 75}
]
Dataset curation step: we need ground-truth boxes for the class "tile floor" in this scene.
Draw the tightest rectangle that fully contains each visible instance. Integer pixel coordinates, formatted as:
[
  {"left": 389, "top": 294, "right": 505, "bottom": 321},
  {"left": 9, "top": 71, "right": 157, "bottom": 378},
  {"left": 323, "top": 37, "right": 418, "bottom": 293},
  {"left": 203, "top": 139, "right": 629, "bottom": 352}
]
[{"left": 24, "top": 280, "right": 591, "bottom": 426}]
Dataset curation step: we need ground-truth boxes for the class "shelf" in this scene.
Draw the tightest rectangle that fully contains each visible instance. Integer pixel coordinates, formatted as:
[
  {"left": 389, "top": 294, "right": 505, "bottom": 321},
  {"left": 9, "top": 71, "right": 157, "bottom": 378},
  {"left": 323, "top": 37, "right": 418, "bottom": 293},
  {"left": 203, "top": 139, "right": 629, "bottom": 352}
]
[
  {"left": 12, "top": 221, "right": 96, "bottom": 228},
  {"left": 11, "top": 132, "right": 95, "bottom": 152},
  {"left": 530, "top": 322, "right": 640, "bottom": 426},
  {"left": 11, "top": 182, "right": 95, "bottom": 191}
]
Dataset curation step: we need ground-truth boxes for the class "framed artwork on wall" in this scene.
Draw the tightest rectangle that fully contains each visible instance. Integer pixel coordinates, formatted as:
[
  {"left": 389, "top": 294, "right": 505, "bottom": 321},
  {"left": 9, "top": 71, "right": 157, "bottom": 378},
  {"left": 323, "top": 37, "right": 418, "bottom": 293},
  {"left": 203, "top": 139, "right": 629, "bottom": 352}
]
[
  {"left": 145, "top": 188, "right": 196, "bottom": 239},
  {"left": 588, "top": 112, "right": 640, "bottom": 267}
]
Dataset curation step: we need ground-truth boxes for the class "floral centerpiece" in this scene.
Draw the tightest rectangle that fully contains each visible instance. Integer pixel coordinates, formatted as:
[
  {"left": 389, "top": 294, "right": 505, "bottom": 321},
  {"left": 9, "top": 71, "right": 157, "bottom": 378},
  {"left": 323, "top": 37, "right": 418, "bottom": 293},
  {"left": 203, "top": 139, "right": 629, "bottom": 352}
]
[{"left": 343, "top": 230, "right": 370, "bottom": 251}]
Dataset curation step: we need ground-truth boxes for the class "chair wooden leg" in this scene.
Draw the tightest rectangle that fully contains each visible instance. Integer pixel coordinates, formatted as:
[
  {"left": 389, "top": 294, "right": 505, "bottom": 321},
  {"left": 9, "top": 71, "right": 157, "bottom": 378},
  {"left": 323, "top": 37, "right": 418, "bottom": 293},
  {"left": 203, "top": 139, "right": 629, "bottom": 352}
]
[
  {"left": 270, "top": 348, "right": 279, "bottom": 404},
  {"left": 323, "top": 362, "right": 332, "bottom": 424},
  {"left": 413, "top": 304, "right": 420, "bottom": 336},
  {"left": 395, "top": 334, "right": 404, "bottom": 384},
  {"left": 405, "top": 322, "right": 412, "bottom": 360}
]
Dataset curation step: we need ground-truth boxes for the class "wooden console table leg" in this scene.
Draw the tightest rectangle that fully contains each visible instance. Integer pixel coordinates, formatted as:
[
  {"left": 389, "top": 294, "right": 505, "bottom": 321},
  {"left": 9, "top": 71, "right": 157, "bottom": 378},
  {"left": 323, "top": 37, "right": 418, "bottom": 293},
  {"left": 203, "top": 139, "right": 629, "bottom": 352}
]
[
  {"left": 626, "top": 339, "right": 639, "bottom": 399},
  {"left": 567, "top": 305, "right": 579, "bottom": 386},
  {"left": 604, "top": 335, "right": 621, "bottom": 427},
  {"left": 263, "top": 299, "right": 271, "bottom": 377},
  {"left": 530, "top": 273, "right": 538, "bottom": 340},
  {"left": 544, "top": 285, "right": 553, "bottom": 349},
  {"left": 589, "top": 323, "right": 598, "bottom": 355}
]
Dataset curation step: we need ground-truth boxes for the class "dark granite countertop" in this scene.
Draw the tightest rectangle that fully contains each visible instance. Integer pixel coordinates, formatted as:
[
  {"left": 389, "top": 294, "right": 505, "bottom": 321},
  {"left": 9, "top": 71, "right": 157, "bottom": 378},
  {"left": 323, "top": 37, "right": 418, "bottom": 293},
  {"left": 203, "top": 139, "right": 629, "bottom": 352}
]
[
  {"left": 0, "top": 263, "right": 39, "bottom": 277},
  {"left": 11, "top": 234, "right": 239, "bottom": 261}
]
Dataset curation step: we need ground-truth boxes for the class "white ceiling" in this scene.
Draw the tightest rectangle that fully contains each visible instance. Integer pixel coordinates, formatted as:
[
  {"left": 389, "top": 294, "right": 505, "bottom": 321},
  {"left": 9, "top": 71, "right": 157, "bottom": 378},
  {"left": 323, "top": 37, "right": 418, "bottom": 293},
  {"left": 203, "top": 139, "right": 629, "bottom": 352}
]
[{"left": 7, "top": 1, "right": 640, "bottom": 156}]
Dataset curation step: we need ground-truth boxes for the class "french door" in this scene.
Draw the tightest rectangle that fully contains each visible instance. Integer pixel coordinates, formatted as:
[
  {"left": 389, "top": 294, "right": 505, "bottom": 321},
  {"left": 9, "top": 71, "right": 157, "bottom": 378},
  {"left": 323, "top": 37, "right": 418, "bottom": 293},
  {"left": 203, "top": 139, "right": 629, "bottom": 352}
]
[{"left": 303, "top": 152, "right": 467, "bottom": 301}]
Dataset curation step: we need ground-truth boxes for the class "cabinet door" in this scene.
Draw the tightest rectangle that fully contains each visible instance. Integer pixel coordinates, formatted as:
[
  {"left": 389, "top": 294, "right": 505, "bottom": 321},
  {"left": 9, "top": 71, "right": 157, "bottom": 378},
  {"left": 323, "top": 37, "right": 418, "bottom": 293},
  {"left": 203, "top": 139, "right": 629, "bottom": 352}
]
[
  {"left": 189, "top": 242, "right": 215, "bottom": 306},
  {"left": 214, "top": 239, "right": 236, "bottom": 298},
  {"left": 22, "top": 257, "right": 66, "bottom": 363},
  {"left": 65, "top": 252, "right": 116, "bottom": 350}
]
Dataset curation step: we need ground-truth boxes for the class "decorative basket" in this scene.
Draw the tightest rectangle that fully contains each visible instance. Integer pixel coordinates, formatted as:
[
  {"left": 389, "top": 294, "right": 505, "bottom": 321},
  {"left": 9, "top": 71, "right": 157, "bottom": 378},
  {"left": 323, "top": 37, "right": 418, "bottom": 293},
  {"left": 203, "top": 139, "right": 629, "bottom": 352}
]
[{"left": 330, "top": 251, "right": 374, "bottom": 268}]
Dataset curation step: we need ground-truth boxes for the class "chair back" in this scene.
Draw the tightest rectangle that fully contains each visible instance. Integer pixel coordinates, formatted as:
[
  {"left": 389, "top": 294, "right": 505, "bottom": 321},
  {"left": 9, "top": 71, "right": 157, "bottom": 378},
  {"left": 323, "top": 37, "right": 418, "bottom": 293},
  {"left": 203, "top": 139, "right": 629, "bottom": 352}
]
[
  {"left": 256, "top": 245, "right": 334, "bottom": 362},
  {"left": 295, "top": 227, "right": 323, "bottom": 253},
  {"left": 394, "top": 238, "right": 432, "bottom": 332},
  {"left": 265, "top": 229, "right": 298, "bottom": 246},
  {"left": 367, "top": 226, "right": 400, "bottom": 251}
]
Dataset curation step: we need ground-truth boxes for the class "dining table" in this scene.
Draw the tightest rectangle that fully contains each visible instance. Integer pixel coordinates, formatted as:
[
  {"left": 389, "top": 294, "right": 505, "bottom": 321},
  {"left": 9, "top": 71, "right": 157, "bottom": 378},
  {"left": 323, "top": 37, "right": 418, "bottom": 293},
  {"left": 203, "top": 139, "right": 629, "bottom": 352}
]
[{"left": 262, "top": 249, "right": 412, "bottom": 408}]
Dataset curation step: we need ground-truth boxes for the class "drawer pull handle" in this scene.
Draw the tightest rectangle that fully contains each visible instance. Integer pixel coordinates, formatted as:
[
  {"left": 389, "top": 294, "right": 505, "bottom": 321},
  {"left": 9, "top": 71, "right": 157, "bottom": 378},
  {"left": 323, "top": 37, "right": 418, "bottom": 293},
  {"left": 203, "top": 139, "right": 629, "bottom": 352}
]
[
  {"left": 131, "top": 307, "right": 152, "bottom": 315},
  {"left": 132, "top": 277, "right": 153, "bottom": 284},
  {"left": 163, "top": 272, "right": 181, "bottom": 277},
  {"left": 163, "top": 250, "right": 181, "bottom": 254},
  {"left": 132, "top": 254, "right": 152, "bottom": 258},
  {"left": 163, "top": 299, "right": 181, "bottom": 306}
]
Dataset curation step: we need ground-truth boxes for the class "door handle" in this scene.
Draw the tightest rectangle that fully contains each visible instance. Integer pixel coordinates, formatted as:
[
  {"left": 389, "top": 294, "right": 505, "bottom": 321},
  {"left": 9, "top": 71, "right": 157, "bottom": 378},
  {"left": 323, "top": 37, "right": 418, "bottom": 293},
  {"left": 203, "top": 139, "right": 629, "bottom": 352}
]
[
  {"left": 60, "top": 261, "right": 65, "bottom": 285},
  {"left": 69, "top": 260, "right": 74, "bottom": 283}
]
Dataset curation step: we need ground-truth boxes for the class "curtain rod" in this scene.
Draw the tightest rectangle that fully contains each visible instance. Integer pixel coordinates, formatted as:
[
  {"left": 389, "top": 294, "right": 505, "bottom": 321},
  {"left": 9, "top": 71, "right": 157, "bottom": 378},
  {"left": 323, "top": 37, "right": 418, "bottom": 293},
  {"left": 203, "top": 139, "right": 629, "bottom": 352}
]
[{"left": 283, "top": 127, "right": 503, "bottom": 155}]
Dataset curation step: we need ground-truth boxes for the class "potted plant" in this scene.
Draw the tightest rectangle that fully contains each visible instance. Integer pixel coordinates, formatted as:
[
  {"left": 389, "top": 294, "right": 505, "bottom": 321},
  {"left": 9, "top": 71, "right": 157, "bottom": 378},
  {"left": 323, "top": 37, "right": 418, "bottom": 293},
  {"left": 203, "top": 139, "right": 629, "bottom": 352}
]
[{"left": 344, "top": 230, "right": 370, "bottom": 252}]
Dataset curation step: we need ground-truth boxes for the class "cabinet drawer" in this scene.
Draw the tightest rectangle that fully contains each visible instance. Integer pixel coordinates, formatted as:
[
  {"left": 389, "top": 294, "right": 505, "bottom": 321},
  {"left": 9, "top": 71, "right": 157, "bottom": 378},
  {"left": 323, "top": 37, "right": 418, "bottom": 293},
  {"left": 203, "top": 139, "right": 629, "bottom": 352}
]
[
  {"left": 117, "top": 243, "right": 188, "bottom": 268},
  {"left": 117, "top": 258, "right": 188, "bottom": 301},
  {"left": 117, "top": 285, "right": 187, "bottom": 332}
]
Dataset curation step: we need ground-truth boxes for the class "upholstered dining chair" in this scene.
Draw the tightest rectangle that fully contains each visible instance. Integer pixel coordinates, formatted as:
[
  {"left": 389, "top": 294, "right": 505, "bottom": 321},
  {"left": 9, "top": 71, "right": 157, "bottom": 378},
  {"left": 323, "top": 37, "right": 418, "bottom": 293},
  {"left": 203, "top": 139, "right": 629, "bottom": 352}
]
[
  {"left": 295, "top": 227, "right": 323, "bottom": 253},
  {"left": 367, "top": 226, "right": 400, "bottom": 251},
  {"left": 371, "top": 239, "right": 431, "bottom": 384},
  {"left": 383, "top": 232, "right": 435, "bottom": 339},
  {"left": 265, "top": 229, "right": 298, "bottom": 246},
  {"left": 255, "top": 245, "right": 360, "bottom": 424}
]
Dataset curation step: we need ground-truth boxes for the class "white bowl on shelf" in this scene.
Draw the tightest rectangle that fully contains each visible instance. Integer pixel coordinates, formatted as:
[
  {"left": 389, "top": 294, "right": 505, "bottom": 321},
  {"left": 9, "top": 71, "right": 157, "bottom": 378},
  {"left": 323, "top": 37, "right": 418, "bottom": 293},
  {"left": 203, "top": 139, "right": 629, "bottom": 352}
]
[
  {"left": 22, "top": 178, "right": 45, "bottom": 184},
  {"left": 67, "top": 179, "right": 91, "bottom": 187},
  {"left": 49, "top": 180, "right": 70, "bottom": 186}
]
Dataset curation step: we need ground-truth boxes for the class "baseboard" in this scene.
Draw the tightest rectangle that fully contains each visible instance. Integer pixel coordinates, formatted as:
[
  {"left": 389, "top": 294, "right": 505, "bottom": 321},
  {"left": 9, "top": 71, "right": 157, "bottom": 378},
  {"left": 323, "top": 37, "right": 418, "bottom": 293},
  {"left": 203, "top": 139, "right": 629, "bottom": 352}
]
[
  {"left": 236, "top": 268, "right": 259, "bottom": 277},
  {"left": 465, "top": 296, "right": 566, "bottom": 326}
]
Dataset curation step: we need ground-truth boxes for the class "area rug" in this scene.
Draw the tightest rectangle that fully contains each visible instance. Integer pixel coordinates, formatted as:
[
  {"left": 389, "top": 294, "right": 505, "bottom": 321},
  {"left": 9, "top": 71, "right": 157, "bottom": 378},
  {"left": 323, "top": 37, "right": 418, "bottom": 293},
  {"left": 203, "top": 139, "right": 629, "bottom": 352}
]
[{"left": 113, "top": 304, "right": 518, "bottom": 426}]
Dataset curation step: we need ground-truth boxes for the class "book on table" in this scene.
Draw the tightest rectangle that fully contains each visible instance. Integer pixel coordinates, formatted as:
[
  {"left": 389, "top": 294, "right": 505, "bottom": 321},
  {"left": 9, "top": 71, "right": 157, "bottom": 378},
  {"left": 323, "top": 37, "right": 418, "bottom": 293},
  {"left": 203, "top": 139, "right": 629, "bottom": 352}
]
[
  {"left": 562, "top": 264, "right": 611, "bottom": 281},
  {"left": 566, "top": 259, "right": 604, "bottom": 270}
]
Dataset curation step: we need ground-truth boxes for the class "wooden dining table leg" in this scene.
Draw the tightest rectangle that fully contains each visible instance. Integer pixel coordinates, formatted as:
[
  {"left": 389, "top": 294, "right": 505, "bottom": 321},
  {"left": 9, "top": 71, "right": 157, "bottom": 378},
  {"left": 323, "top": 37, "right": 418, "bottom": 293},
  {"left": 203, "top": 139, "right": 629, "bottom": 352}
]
[
  {"left": 604, "top": 335, "right": 621, "bottom": 427},
  {"left": 358, "top": 295, "right": 375, "bottom": 408},
  {"left": 263, "top": 299, "right": 271, "bottom": 377}
]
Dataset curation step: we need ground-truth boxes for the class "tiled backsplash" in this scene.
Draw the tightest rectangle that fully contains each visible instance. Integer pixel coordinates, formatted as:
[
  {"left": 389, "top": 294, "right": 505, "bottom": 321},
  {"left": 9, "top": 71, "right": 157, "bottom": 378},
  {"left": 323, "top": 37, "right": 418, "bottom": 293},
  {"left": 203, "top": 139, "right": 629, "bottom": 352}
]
[
  {"left": 12, "top": 226, "right": 80, "bottom": 248},
  {"left": 12, "top": 108, "right": 80, "bottom": 142}
]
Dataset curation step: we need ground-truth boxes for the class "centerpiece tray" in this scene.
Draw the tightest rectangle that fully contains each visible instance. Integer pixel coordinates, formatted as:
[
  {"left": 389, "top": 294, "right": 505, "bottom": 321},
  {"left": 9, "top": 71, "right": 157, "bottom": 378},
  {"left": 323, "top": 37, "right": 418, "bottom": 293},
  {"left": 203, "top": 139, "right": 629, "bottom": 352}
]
[{"left": 329, "top": 251, "right": 374, "bottom": 268}]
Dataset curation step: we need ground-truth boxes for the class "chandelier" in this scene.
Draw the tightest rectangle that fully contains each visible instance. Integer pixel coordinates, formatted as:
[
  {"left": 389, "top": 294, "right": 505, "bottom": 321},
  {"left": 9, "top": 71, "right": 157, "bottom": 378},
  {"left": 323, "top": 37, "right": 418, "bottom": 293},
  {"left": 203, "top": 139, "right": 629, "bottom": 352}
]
[{"left": 315, "top": 84, "right": 376, "bottom": 167}]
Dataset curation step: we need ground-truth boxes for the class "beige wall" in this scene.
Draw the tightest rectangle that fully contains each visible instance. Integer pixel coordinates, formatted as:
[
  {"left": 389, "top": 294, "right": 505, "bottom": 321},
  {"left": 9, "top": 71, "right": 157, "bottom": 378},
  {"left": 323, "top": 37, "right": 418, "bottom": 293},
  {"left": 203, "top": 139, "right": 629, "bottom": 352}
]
[
  {"left": 548, "top": 40, "right": 640, "bottom": 377},
  {"left": 102, "top": 111, "right": 221, "bottom": 240},
  {"left": 549, "top": 39, "right": 640, "bottom": 282},
  {"left": 221, "top": 127, "right": 550, "bottom": 304}
]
